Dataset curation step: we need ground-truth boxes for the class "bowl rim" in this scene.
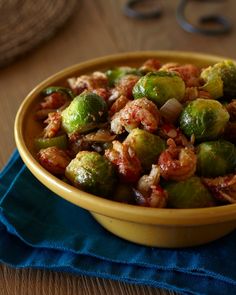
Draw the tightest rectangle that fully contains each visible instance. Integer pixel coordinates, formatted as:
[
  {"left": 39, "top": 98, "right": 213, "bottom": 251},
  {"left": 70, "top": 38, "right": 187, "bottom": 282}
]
[{"left": 14, "top": 50, "right": 236, "bottom": 226}]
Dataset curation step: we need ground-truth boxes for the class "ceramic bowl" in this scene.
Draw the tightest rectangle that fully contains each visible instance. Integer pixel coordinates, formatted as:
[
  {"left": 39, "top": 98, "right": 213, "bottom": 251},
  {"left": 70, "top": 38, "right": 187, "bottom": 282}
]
[{"left": 14, "top": 51, "right": 236, "bottom": 248}]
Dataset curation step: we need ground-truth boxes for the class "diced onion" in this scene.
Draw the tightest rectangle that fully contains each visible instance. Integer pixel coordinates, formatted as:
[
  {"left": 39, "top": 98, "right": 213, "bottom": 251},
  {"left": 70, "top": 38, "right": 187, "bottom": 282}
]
[{"left": 160, "top": 98, "right": 183, "bottom": 123}]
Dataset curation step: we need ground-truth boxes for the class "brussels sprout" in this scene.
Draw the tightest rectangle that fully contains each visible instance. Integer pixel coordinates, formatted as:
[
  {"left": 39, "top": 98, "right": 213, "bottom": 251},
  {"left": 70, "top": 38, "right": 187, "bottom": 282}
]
[
  {"left": 180, "top": 99, "right": 229, "bottom": 141},
  {"left": 132, "top": 71, "right": 185, "bottom": 107},
  {"left": 113, "top": 183, "right": 134, "bottom": 204},
  {"left": 164, "top": 177, "right": 215, "bottom": 208},
  {"left": 201, "top": 60, "right": 236, "bottom": 99},
  {"left": 200, "top": 68, "right": 223, "bottom": 99},
  {"left": 61, "top": 92, "right": 108, "bottom": 134},
  {"left": 65, "top": 151, "right": 116, "bottom": 197},
  {"left": 124, "top": 128, "right": 166, "bottom": 171},
  {"left": 106, "top": 66, "right": 141, "bottom": 86},
  {"left": 42, "top": 86, "right": 75, "bottom": 99},
  {"left": 196, "top": 140, "right": 236, "bottom": 177}
]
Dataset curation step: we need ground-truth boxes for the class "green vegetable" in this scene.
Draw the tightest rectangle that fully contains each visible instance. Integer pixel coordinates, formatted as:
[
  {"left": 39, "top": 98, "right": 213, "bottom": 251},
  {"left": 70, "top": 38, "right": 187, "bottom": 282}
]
[
  {"left": 132, "top": 71, "right": 185, "bottom": 107},
  {"left": 113, "top": 183, "right": 134, "bottom": 203},
  {"left": 106, "top": 67, "right": 141, "bottom": 86},
  {"left": 164, "top": 177, "right": 215, "bottom": 208},
  {"left": 200, "top": 68, "right": 223, "bottom": 99},
  {"left": 124, "top": 128, "right": 166, "bottom": 171},
  {"left": 179, "top": 98, "right": 229, "bottom": 141},
  {"left": 197, "top": 140, "right": 236, "bottom": 177},
  {"left": 35, "top": 134, "right": 68, "bottom": 150},
  {"left": 61, "top": 92, "right": 108, "bottom": 134},
  {"left": 42, "top": 86, "right": 75, "bottom": 99},
  {"left": 201, "top": 60, "right": 236, "bottom": 99},
  {"left": 65, "top": 151, "right": 116, "bottom": 197}
]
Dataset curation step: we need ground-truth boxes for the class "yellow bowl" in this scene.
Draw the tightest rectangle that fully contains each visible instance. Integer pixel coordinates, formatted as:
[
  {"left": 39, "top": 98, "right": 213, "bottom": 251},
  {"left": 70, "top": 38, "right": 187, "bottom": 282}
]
[{"left": 14, "top": 51, "right": 236, "bottom": 248}]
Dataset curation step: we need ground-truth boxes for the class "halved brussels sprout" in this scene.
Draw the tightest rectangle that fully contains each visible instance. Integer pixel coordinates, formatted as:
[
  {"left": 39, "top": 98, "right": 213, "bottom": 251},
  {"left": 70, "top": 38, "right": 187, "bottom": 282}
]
[
  {"left": 132, "top": 71, "right": 185, "bottom": 107},
  {"left": 164, "top": 176, "right": 215, "bottom": 208},
  {"left": 180, "top": 98, "right": 229, "bottom": 141},
  {"left": 61, "top": 92, "right": 108, "bottom": 134},
  {"left": 106, "top": 66, "right": 141, "bottom": 86},
  {"left": 200, "top": 68, "right": 223, "bottom": 99},
  {"left": 201, "top": 60, "right": 236, "bottom": 99},
  {"left": 65, "top": 151, "right": 116, "bottom": 197},
  {"left": 196, "top": 140, "right": 236, "bottom": 177},
  {"left": 124, "top": 128, "right": 166, "bottom": 171}
]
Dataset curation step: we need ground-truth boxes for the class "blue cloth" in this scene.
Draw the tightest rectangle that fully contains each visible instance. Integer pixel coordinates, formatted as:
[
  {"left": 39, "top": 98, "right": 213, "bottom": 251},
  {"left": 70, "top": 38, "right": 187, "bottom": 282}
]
[{"left": 0, "top": 151, "right": 236, "bottom": 295}]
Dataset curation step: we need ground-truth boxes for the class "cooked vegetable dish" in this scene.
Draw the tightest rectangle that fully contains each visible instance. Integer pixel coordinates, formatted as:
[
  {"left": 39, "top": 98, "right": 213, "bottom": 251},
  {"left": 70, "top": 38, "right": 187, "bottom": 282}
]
[{"left": 35, "top": 58, "right": 236, "bottom": 208}]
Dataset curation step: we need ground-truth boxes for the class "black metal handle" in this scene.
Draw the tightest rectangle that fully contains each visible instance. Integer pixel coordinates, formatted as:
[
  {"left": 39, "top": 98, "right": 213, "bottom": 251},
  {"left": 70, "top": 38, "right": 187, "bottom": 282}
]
[
  {"left": 176, "top": 0, "right": 232, "bottom": 36},
  {"left": 123, "top": 0, "right": 162, "bottom": 20}
]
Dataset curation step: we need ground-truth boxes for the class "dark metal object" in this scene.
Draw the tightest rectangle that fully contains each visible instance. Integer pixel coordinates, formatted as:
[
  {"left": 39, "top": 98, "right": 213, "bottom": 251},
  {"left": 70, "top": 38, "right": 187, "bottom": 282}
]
[
  {"left": 123, "top": 0, "right": 232, "bottom": 35},
  {"left": 123, "top": 0, "right": 162, "bottom": 20},
  {"left": 176, "top": 0, "right": 232, "bottom": 36}
]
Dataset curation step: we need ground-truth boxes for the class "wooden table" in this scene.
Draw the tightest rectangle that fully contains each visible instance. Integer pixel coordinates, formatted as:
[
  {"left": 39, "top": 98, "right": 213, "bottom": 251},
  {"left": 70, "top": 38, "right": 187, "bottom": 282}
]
[{"left": 0, "top": 0, "right": 235, "bottom": 294}]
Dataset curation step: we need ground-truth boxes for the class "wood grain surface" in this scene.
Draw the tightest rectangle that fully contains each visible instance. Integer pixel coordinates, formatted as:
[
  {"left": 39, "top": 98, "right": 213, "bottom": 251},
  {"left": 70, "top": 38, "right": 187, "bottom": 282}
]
[{"left": 0, "top": 0, "right": 236, "bottom": 294}]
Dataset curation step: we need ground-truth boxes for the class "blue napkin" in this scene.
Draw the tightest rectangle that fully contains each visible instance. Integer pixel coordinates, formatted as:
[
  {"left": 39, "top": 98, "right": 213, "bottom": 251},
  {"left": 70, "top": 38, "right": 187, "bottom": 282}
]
[{"left": 0, "top": 151, "right": 236, "bottom": 295}]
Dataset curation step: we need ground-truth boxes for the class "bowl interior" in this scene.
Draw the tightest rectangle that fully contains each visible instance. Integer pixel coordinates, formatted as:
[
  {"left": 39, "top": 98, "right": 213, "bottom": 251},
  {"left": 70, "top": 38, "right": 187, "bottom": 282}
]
[{"left": 14, "top": 51, "right": 236, "bottom": 227}]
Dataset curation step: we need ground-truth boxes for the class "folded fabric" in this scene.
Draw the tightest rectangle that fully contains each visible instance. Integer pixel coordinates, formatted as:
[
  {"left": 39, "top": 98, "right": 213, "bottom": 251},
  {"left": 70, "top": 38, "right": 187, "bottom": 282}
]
[{"left": 0, "top": 151, "right": 236, "bottom": 295}]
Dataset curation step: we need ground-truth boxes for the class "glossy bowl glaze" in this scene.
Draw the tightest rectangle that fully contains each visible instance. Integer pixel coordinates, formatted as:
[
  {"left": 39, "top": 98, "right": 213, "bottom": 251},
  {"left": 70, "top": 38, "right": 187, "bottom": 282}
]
[{"left": 14, "top": 51, "right": 236, "bottom": 248}]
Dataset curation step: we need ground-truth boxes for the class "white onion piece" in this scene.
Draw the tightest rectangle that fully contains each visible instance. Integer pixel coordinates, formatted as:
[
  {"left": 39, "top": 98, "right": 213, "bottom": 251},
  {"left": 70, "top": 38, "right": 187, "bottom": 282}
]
[
  {"left": 84, "top": 129, "right": 116, "bottom": 142},
  {"left": 160, "top": 98, "right": 183, "bottom": 123}
]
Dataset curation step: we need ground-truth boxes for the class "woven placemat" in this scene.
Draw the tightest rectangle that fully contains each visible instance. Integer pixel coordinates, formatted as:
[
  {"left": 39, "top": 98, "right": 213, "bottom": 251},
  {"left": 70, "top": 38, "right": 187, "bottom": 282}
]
[{"left": 0, "top": 0, "right": 77, "bottom": 67}]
